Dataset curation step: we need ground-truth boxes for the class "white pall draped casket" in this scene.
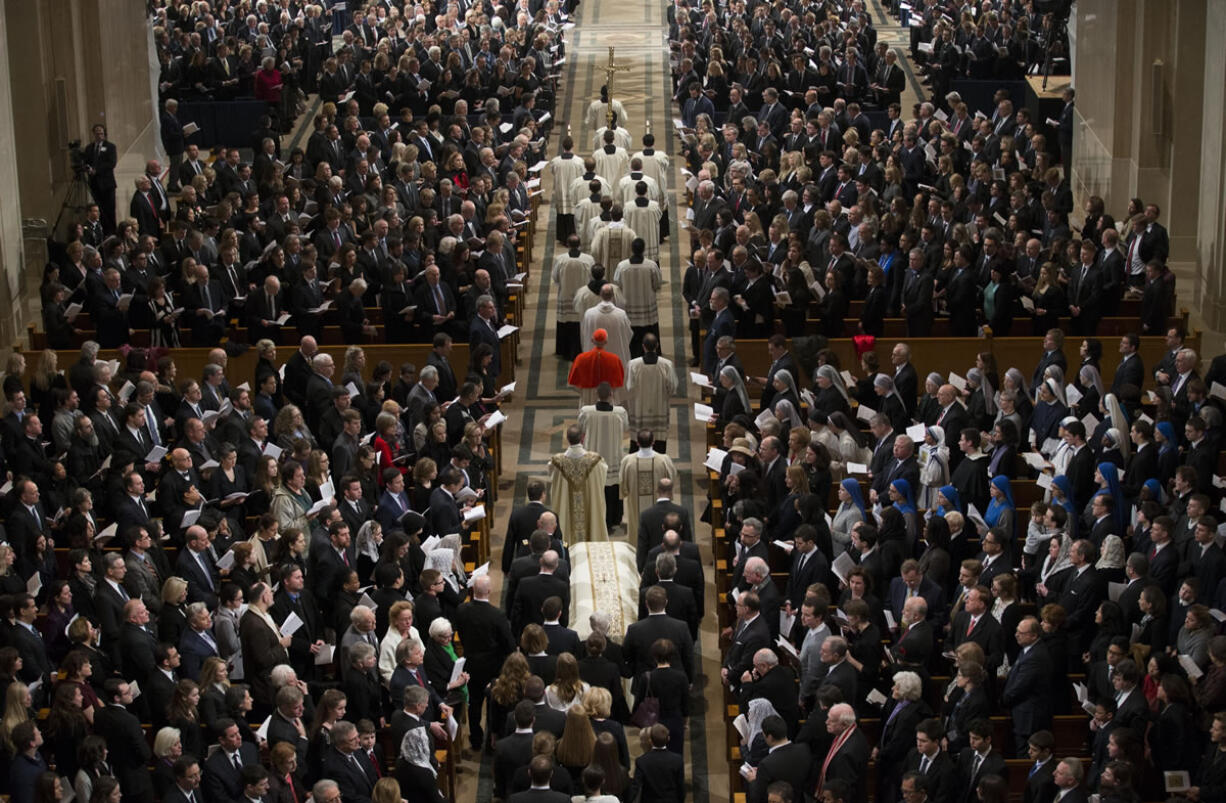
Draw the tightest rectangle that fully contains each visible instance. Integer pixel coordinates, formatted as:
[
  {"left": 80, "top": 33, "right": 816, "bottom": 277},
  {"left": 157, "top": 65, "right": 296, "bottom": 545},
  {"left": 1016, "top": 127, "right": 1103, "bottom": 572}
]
[{"left": 570, "top": 541, "right": 641, "bottom": 640}]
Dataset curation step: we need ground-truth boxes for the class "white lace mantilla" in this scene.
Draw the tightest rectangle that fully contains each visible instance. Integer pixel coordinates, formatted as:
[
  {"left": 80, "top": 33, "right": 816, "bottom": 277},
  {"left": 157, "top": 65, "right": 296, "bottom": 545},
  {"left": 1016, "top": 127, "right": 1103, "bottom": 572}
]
[{"left": 570, "top": 541, "right": 640, "bottom": 640}]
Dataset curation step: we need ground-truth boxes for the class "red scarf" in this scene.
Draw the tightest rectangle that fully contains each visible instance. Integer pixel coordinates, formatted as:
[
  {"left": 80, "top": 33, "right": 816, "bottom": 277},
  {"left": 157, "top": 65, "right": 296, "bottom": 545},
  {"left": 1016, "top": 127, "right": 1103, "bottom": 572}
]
[{"left": 818, "top": 724, "right": 857, "bottom": 793}]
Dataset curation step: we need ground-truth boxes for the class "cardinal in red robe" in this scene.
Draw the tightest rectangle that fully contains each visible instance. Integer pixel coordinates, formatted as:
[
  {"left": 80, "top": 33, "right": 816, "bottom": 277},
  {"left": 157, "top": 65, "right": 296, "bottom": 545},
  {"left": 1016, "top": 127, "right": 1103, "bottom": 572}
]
[{"left": 568, "top": 328, "right": 624, "bottom": 404}]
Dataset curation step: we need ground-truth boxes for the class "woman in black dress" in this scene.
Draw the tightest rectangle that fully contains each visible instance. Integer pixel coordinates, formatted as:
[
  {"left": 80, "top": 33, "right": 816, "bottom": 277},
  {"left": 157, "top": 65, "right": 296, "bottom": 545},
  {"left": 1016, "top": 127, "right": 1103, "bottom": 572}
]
[
  {"left": 208, "top": 444, "right": 250, "bottom": 535},
  {"left": 818, "top": 268, "right": 849, "bottom": 338},
  {"left": 1030, "top": 262, "right": 1068, "bottom": 335},
  {"left": 644, "top": 637, "right": 690, "bottom": 754}
]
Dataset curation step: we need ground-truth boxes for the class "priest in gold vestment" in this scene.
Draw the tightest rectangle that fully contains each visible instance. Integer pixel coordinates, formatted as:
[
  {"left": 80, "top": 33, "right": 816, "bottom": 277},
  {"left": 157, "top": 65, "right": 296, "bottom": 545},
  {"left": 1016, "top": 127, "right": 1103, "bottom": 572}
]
[
  {"left": 549, "top": 424, "right": 609, "bottom": 543},
  {"left": 618, "top": 429, "right": 678, "bottom": 544}
]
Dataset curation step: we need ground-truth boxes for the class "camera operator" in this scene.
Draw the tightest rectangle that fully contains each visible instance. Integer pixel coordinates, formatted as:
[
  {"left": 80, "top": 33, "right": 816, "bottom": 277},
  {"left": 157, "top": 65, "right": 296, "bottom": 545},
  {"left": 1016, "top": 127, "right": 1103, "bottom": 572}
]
[{"left": 81, "top": 123, "right": 117, "bottom": 235}]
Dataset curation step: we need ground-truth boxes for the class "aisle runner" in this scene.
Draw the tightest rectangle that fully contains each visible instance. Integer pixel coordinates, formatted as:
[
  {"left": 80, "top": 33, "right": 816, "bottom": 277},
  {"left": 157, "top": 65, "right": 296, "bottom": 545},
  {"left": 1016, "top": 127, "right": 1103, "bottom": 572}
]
[{"left": 571, "top": 541, "right": 641, "bottom": 639}]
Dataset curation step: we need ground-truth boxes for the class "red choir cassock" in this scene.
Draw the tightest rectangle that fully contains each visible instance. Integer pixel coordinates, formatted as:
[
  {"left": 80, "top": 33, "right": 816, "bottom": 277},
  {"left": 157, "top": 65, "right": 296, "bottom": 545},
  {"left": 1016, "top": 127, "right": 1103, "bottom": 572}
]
[{"left": 567, "top": 328, "right": 625, "bottom": 391}]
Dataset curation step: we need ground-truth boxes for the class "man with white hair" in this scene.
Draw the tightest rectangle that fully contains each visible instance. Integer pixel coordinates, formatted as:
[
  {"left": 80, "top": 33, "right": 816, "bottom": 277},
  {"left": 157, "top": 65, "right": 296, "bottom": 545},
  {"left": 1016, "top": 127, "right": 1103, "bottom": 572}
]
[
  {"left": 818, "top": 703, "right": 869, "bottom": 798},
  {"left": 305, "top": 352, "right": 336, "bottom": 432}
]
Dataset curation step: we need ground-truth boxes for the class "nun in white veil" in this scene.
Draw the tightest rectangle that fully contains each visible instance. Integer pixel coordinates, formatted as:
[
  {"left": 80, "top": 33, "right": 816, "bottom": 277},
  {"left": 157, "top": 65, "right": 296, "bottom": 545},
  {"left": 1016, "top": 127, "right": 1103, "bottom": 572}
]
[{"left": 918, "top": 425, "right": 951, "bottom": 509}]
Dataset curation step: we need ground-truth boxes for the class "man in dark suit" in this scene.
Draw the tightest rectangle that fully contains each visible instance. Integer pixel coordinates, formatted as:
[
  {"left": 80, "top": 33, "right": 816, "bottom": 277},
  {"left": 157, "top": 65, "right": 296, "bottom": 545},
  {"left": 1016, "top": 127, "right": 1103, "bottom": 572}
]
[
  {"left": 427, "top": 469, "right": 465, "bottom": 538},
  {"left": 954, "top": 719, "right": 1008, "bottom": 803},
  {"left": 541, "top": 597, "right": 581, "bottom": 656},
  {"left": 817, "top": 704, "right": 871, "bottom": 800},
  {"left": 1057, "top": 540, "right": 1105, "bottom": 650},
  {"left": 738, "top": 651, "right": 801, "bottom": 737},
  {"left": 702, "top": 287, "right": 737, "bottom": 375},
  {"left": 183, "top": 263, "right": 228, "bottom": 346},
  {"left": 176, "top": 526, "right": 220, "bottom": 609},
  {"left": 94, "top": 680, "right": 154, "bottom": 803},
  {"left": 118, "top": 599, "right": 159, "bottom": 685},
  {"left": 630, "top": 725, "right": 686, "bottom": 803},
  {"left": 239, "top": 584, "right": 292, "bottom": 708},
  {"left": 902, "top": 720, "right": 959, "bottom": 803},
  {"left": 888, "top": 560, "right": 947, "bottom": 623},
  {"left": 202, "top": 719, "right": 261, "bottom": 803},
  {"left": 1001, "top": 617, "right": 1054, "bottom": 756},
  {"left": 901, "top": 250, "right": 935, "bottom": 336},
  {"left": 638, "top": 554, "right": 699, "bottom": 639},
  {"left": 321, "top": 721, "right": 377, "bottom": 803},
  {"left": 163, "top": 755, "right": 204, "bottom": 803},
  {"left": 745, "top": 716, "right": 811, "bottom": 803},
  {"left": 502, "top": 481, "right": 561, "bottom": 573},
  {"left": 636, "top": 479, "right": 692, "bottom": 571},
  {"left": 508, "top": 756, "right": 574, "bottom": 803},
  {"left": 1022, "top": 731, "right": 1058, "bottom": 803},
  {"left": 415, "top": 265, "right": 461, "bottom": 341},
  {"left": 8, "top": 594, "right": 52, "bottom": 694},
  {"left": 624, "top": 586, "right": 695, "bottom": 702},
  {"left": 511, "top": 551, "right": 570, "bottom": 635},
  {"left": 950, "top": 586, "right": 1005, "bottom": 671},
  {"left": 495, "top": 702, "right": 537, "bottom": 799},
  {"left": 1051, "top": 759, "right": 1089, "bottom": 803},
  {"left": 468, "top": 295, "right": 503, "bottom": 377},
  {"left": 1031, "top": 329, "right": 1069, "bottom": 392},
  {"left": 784, "top": 525, "right": 831, "bottom": 609},
  {"left": 891, "top": 343, "right": 920, "bottom": 416},
  {"left": 1112, "top": 334, "right": 1145, "bottom": 394},
  {"left": 454, "top": 574, "right": 515, "bottom": 750},
  {"left": 310, "top": 521, "right": 353, "bottom": 608},
  {"left": 270, "top": 565, "right": 327, "bottom": 682},
  {"left": 815, "top": 635, "right": 858, "bottom": 705}
]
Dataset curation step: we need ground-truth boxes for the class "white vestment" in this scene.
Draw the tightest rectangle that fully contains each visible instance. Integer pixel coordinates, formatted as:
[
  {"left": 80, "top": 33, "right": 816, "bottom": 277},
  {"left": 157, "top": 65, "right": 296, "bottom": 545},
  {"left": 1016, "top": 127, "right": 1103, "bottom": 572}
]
[
  {"left": 622, "top": 200, "right": 662, "bottom": 260},
  {"left": 591, "top": 222, "right": 636, "bottom": 269},
  {"left": 591, "top": 126, "right": 633, "bottom": 151},
  {"left": 581, "top": 301, "right": 633, "bottom": 369},
  {"left": 577, "top": 404, "right": 629, "bottom": 486},
  {"left": 551, "top": 251, "right": 595, "bottom": 322},
  {"left": 573, "top": 197, "right": 604, "bottom": 250},
  {"left": 548, "top": 444, "right": 609, "bottom": 543},
  {"left": 624, "top": 355, "right": 677, "bottom": 431},
  {"left": 586, "top": 99, "right": 629, "bottom": 132},
  {"left": 568, "top": 173, "right": 612, "bottom": 210},
  {"left": 592, "top": 146, "right": 630, "bottom": 187},
  {"left": 632, "top": 149, "right": 670, "bottom": 193},
  {"left": 548, "top": 153, "right": 586, "bottom": 214},
  {"left": 618, "top": 450, "right": 678, "bottom": 543},
  {"left": 616, "top": 172, "right": 661, "bottom": 206},
  {"left": 612, "top": 259, "right": 663, "bottom": 326}
]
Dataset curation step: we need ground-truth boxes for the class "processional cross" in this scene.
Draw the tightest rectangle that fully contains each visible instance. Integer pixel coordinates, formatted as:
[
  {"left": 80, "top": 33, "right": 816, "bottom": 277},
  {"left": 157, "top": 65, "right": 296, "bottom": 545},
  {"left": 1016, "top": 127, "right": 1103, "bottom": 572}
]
[{"left": 602, "top": 47, "right": 631, "bottom": 128}]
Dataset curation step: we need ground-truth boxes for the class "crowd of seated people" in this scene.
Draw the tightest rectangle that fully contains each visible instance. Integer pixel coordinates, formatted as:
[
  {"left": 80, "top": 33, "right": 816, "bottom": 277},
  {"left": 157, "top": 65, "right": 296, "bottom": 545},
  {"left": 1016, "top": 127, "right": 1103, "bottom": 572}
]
[
  {"left": 666, "top": 0, "right": 1226, "bottom": 802},
  {"left": 0, "top": 0, "right": 623, "bottom": 802}
]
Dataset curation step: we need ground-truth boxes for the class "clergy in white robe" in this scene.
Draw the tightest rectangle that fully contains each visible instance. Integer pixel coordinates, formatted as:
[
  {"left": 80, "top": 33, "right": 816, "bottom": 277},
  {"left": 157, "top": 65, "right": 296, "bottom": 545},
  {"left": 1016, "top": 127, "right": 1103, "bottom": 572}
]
[
  {"left": 592, "top": 135, "right": 630, "bottom": 187},
  {"left": 585, "top": 95, "right": 629, "bottom": 134},
  {"left": 624, "top": 334, "right": 677, "bottom": 441},
  {"left": 613, "top": 244, "right": 662, "bottom": 355},
  {"left": 578, "top": 385, "right": 630, "bottom": 528},
  {"left": 551, "top": 242, "right": 595, "bottom": 359},
  {"left": 573, "top": 190, "right": 606, "bottom": 251},
  {"left": 633, "top": 140, "right": 670, "bottom": 193},
  {"left": 549, "top": 425, "right": 609, "bottom": 543},
  {"left": 616, "top": 167, "right": 661, "bottom": 206},
  {"left": 567, "top": 168, "right": 612, "bottom": 212},
  {"left": 622, "top": 195, "right": 662, "bottom": 261},
  {"left": 591, "top": 211, "right": 636, "bottom": 269},
  {"left": 549, "top": 147, "right": 586, "bottom": 242},
  {"left": 591, "top": 125, "right": 632, "bottom": 151},
  {"left": 581, "top": 286, "right": 633, "bottom": 375},
  {"left": 618, "top": 435, "right": 678, "bottom": 544}
]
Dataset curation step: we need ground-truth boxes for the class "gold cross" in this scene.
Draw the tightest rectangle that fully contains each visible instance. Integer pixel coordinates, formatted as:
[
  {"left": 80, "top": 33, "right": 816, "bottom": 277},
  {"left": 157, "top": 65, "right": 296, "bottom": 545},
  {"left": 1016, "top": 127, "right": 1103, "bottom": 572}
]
[{"left": 602, "top": 47, "right": 631, "bottom": 129}]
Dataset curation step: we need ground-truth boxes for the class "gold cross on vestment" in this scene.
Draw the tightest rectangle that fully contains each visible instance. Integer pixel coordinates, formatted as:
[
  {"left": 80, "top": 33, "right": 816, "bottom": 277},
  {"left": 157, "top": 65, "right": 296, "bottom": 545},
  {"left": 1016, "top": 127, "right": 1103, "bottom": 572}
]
[{"left": 602, "top": 47, "right": 631, "bottom": 128}]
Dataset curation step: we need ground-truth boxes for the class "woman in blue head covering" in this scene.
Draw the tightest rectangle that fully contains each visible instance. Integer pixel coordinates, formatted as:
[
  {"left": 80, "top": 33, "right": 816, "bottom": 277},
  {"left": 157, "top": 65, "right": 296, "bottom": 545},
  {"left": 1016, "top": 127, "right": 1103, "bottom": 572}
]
[
  {"left": 1155, "top": 421, "right": 1180, "bottom": 487},
  {"left": 984, "top": 475, "right": 1016, "bottom": 542},
  {"left": 832, "top": 477, "right": 867, "bottom": 556},
  {"left": 1050, "top": 474, "right": 1078, "bottom": 536},
  {"left": 934, "top": 484, "right": 962, "bottom": 517},
  {"left": 1095, "top": 463, "right": 1129, "bottom": 534},
  {"left": 889, "top": 478, "right": 921, "bottom": 552}
]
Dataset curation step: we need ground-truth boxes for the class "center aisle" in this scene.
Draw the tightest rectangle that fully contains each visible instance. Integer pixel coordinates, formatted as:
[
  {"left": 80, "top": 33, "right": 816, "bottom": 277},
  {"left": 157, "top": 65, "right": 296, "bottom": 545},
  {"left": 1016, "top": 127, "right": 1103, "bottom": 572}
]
[{"left": 470, "top": 0, "right": 721, "bottom": 800}]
